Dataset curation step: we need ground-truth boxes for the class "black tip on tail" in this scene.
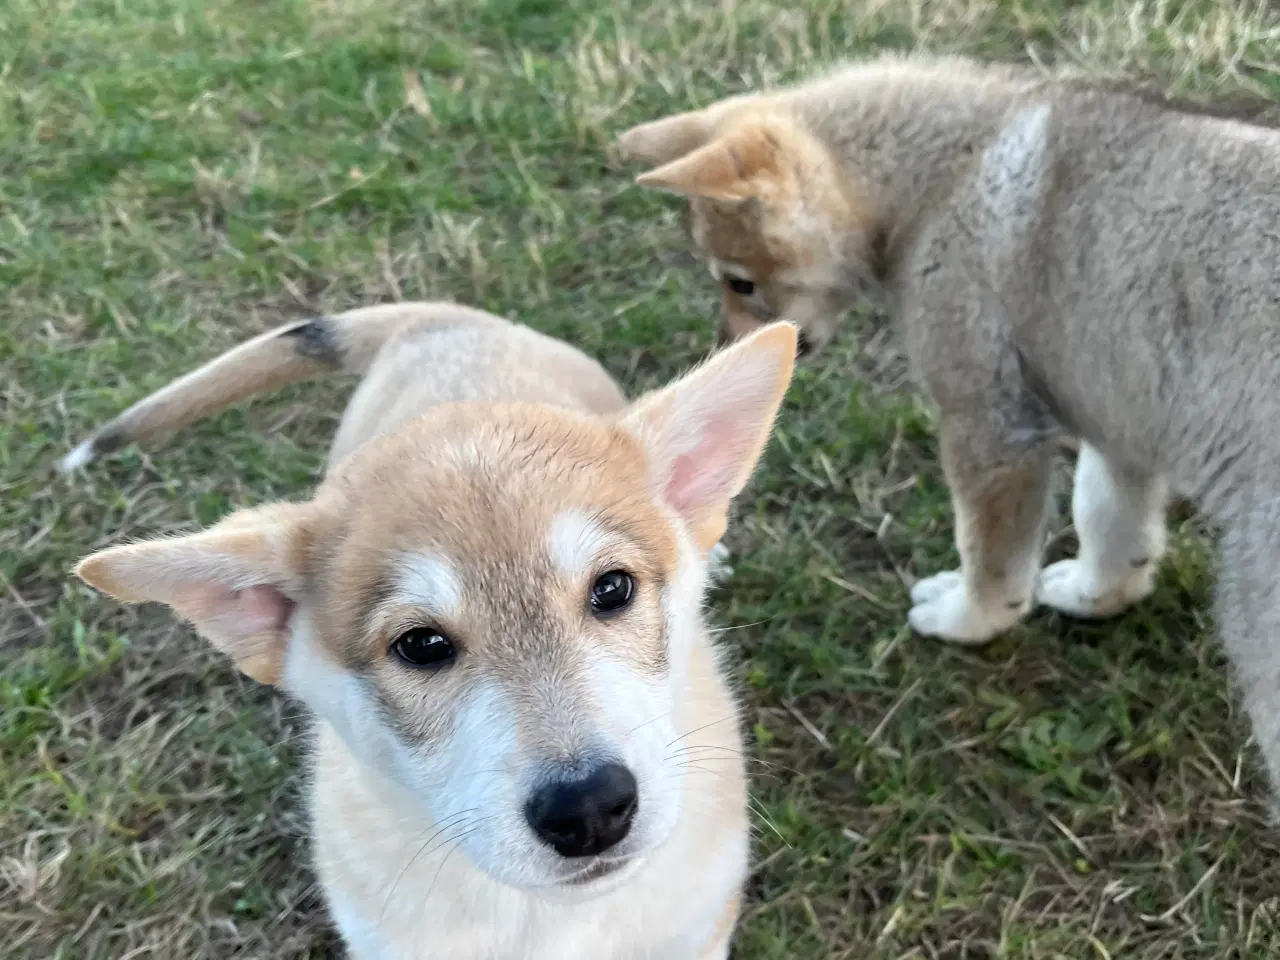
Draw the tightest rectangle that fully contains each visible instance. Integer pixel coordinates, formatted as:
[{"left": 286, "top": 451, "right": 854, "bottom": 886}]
[
  {"left": 58, "top": 424, "right": 124, "bottom": 472},
  {"left": 280, "top": 317, "right": 341, "bottom": 368}
]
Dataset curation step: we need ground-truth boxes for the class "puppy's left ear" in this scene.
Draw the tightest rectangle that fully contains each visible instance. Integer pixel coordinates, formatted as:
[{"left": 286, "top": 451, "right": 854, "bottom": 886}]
[
  {"left": 615, "top": 109, "right": 716, "bottom": 166},
  {"left": 620, "top": 322, "right": 798, "bottom": 550}
]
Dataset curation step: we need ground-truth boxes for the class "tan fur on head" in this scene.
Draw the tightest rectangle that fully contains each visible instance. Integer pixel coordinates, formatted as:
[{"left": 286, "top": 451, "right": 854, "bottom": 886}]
[
  {"left": 635, "top": 121, "right": 790, "bottom": 202},
  {"left": 622, "top": 104, "right": 882, "bottom": 351},
  {"left": 634, "top": 116, "right": 827, "bottom": 207},
  {"left": 612, "top": 92, "right": 771, "bottom": 166}
]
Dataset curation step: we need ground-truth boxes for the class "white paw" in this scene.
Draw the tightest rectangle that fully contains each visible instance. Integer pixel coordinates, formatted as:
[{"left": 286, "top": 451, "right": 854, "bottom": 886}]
[
  {"left": 907, "top": 570, "right": 1026, "bottom": 645},
  {"left": 1036, "top": 558, "right": 1154, "bottom": 619},
  {"left": 706, "top": 542, "right": 734, "bottom": 584},
  {"left": 909, "top": 569, "right": 962, "bottom": 605}
]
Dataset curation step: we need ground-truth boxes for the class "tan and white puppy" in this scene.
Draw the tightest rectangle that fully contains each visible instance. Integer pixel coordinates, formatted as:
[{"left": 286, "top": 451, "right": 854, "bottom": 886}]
[{"left": 65, "top": 302, "right": 798, "bottom": 959}]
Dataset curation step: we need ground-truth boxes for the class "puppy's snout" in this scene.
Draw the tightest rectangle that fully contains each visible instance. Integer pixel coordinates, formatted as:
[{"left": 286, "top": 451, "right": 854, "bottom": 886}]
[
  {"left": 525, "top": 763, "right": 638, "bottom": 858},
  {"left": 794, "top": 330, "right": 812, "bottom": 357}
]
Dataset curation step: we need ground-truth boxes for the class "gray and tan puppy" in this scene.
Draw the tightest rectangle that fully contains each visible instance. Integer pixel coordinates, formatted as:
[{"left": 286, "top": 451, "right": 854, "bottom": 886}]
[
  {"left": 616, "top": 53, "right": 1280, "bottom": 799},
  {"left": 65, "top": 302, "right": 799, "bottom": 958}
]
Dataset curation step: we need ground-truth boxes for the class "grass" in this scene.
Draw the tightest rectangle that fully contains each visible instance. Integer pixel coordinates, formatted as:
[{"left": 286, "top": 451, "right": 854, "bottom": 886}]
[{"left": 3, "top": 0, "right": 1280, "bottom": 956}]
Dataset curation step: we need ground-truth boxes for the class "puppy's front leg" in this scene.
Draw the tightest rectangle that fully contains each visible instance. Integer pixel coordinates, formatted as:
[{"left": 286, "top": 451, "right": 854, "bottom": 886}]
[{"left": 909, "top": 423, "right": 1052, "bottom": 645}]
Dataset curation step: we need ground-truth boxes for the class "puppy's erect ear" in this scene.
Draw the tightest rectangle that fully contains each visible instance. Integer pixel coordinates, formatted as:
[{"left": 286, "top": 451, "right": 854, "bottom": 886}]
[
  {"left": 74, "top": 503, "right": 314, "bottom": 686},
  {"left": 633, "top": 121, "right": 794, "bottom": 203},
  {"left": 620, "top": 322, "right": 798, "bottom": 551},
  {"left": 615, "top": 109, "right": 716, "bottom": 166}
]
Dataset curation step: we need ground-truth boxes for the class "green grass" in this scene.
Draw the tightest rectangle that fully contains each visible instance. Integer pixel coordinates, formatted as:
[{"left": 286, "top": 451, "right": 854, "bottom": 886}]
[{"left": 3, "top": 0, "right": 1280, "bottom": 956}]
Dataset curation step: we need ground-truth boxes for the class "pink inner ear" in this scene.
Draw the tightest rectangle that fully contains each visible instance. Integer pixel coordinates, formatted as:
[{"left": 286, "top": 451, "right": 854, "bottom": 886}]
[
  {"left": 173, "top": 582, "right": 295, "bottom": 639},
  {"left": 238, "top": 585, "right": 296, "bottom": 632},
  {"left": 665, "top": 434, "right": 736, "bottom": 516}
]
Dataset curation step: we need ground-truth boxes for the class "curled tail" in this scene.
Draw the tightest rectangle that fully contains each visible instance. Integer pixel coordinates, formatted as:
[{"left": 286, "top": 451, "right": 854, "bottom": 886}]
[{"left": 59, "top": 303, "right": 490, "bottom": 472}]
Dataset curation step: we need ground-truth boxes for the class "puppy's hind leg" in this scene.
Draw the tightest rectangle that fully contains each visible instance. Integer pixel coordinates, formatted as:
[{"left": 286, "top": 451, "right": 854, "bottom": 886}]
[
  {"left": 1217, "top": 512, "right": 1280, "bottom": 814},
  {"left": 1038, "top": 442, "right": 1168, "bottom": 618},
  {"left": 908, "top": 419, "right": 1053, "bottom": 646}
]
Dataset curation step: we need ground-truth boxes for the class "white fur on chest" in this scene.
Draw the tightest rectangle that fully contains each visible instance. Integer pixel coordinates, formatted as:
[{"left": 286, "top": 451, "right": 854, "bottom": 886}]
[
  {"left": 325, "top": 848, "right": 743, "bottom": 960},
  {"left": 309, "top": 716, "right": 746, "bottom": 960}
]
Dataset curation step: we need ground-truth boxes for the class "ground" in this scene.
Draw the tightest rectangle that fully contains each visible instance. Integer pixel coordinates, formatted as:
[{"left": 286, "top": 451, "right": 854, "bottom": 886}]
[{"left": 3, "top": 0, "right": 1280, "bottom": 957}]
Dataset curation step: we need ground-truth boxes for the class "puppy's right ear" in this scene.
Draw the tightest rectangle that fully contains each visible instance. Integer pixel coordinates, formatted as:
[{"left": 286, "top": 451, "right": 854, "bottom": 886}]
[{"left": 74, "top": 503, "right": 315, "bottom": 686}]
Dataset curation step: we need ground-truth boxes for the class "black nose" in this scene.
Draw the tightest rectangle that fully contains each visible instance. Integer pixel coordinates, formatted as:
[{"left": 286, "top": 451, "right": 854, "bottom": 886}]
[
  {"left": 524, "top": 763, "right": 638, "bottom": 858},
  {"left": 795, "top": 330, "right": 812, "bottom": 357}
]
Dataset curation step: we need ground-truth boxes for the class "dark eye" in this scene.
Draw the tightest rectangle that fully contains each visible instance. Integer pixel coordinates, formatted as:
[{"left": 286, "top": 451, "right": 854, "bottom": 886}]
[
  {"left": 725, "top": 275, "right": 755, "bottom": 297},
  {"left": 392, "top": 628, "right": 457, "bottom": 668},
  {"left": 590, "top": 570, "right": 635, "bottom": 614}
]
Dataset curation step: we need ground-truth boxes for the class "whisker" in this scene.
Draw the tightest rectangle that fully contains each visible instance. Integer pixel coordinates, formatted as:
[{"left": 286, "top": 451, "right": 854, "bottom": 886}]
[
  {"left": 671, "top": 763, "right": 740, "bottom": 788},
  {"left": 667, "top": 770, "right": 791, "bottom": 847},
  {"left": 421, "top": 822, "right": 489, "bottom": 904},
  {"left": 671, "top": 758, "right": 753, "bottom": 776},
  {"left": 665, "top": 744, "right": 776, "bottom": 767},
  {"left": 747, "top": 798, "right": 791, "bottom": 847},
  {"left": 666, "top": 752, "right": 731, "bottom": 766},
  {"left": 657, "top": 793, "right": 770, "bottom": 841},
  {"left": 664, "top": 766, "right": 783, "bottom": 791},
  {"left": 419, "top": 816, "right": 494, "bottom": 864},
  {"left": 665, "top": 747, "right": 782, "bottom": 777},
  {"left": 665, "top": 743, "right": 748, "bottom": 757},
  {"left": 707, "top": 617, "right": 776, "bottom": 635},
  {"left": 664, "top": 715, "right": 735, "bottom": 749},
  {"left": 625, "top": 710, "right": 673, "bottom": 738},
  {"left": 378, "top": 809, "right": 479, "bottom": 922}
]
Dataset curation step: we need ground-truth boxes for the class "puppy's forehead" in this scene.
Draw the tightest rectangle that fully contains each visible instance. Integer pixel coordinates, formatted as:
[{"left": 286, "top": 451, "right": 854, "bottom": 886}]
[
  {"left": 693, "top": 196, "right": 855, "bottom": 296},
  {"left": 317, "top": 406, "right": 680, "bottom": 650},
  {"left": 389, "top": 551, "right": 465, "bottom": 618},
  {"left": 388, "top": 509, "right": 644, "bottom": 611},
  {"left": 692, "top": 199, "right": 780, "bottom": 276},
  {"left": 546, "top": 509, "right": 620, "bottom": 579},
  {"left": 691, "top": 199, "right": 816, "bottom": 290},
  {"left": 355, "top": 416, "right": 676, "bottom": 569}
]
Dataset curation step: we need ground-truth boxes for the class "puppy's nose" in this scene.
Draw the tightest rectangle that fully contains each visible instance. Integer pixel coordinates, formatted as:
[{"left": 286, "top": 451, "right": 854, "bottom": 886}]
[
  {"left": 795, "top": 330, "right": 812, "bottom": 357},
  {"left": 524, "top": 763, "right": 638, "bottom": 858}
]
